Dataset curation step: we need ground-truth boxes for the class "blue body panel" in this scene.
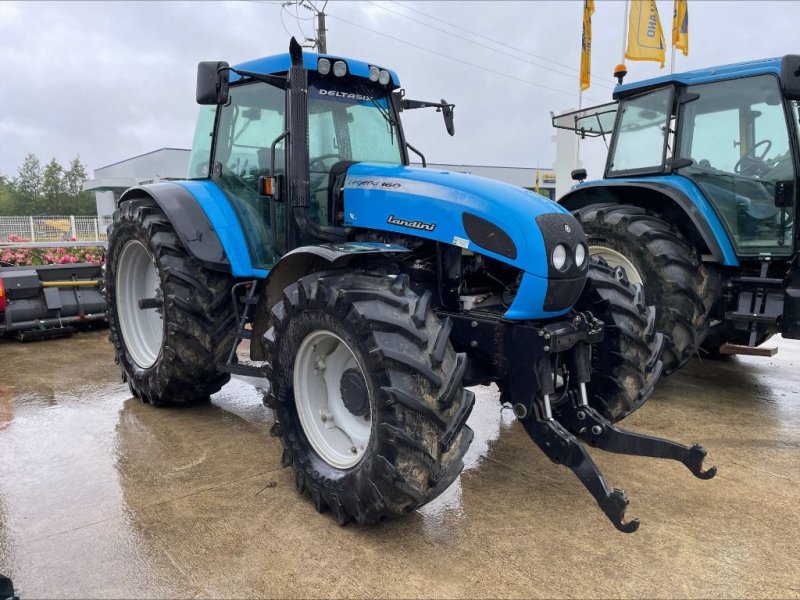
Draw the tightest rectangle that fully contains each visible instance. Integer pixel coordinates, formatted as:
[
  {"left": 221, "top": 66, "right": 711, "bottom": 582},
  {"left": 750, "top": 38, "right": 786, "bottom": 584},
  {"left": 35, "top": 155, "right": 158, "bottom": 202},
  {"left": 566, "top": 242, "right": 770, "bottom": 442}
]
[
  {"left": 232, "top": 52, "right": 400, "bottom": 86},
  {"left": 342, "top": 163, "right": 573, "bottom": 319},
  {"left": 175, "top": 180, "right": 269, "bottom": 279},
  {"left": 614, "top": 57, "right": 781, "bottom": 98},
  {"left": 574, "top": 175, "right": 740, "bottom": 266}
]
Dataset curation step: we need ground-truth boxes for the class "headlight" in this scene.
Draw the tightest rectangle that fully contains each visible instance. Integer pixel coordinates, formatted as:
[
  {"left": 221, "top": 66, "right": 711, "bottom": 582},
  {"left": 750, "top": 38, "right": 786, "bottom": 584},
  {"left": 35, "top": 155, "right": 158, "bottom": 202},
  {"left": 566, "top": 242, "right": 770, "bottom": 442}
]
[
  {"left": 552, "top": 244, "right": 567, "bottom": 270},
  {"left": 378, "top": 69, "right": 391, "bottom": 85},
  {"left": 368, "top": 66, "right": 380, "bottom": 82},
  {"left": 574, "top": 243, "right": 586, "bottom": 268},
  {"left": 333, "top": 60, "right": 347, "bottom": 77},
  {"left": 318, "top": 58, "right": 331, "bottom": 75}
]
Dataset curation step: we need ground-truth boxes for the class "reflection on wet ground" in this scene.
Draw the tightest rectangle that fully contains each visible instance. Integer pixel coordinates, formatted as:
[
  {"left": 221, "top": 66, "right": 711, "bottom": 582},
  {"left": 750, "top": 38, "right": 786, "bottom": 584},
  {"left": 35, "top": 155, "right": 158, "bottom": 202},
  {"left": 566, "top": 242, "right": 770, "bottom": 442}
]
[{"left": 0, "top": 330, "right": 798, "bottom": 598}]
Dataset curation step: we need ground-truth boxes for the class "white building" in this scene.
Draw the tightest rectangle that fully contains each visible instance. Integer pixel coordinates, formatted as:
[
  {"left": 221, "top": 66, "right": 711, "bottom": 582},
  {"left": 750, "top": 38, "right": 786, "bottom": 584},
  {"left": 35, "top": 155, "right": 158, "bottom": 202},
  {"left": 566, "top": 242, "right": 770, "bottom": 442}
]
[
  {"left": 84, "top": 148, "right": 556, "bottom": 218},
  {"left": 83, "top": 148, "right": 191, "bottom": 218}
]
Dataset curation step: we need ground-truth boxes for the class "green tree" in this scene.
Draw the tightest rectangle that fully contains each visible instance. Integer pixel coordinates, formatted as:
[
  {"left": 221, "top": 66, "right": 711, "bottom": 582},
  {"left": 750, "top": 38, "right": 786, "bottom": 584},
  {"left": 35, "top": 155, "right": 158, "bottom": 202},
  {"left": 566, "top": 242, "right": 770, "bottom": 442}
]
[
  {"left": 42, "top": 158, "right": 65, "bottom": 215},
  {"left": 14, "top": 153, "right": 43, "bottom": 214},
  {"left": 0, "top": 175, "right": 16, "bottom": 215},
  {"left": 63, "top": 157, "right": 96, "bottom": 215}
]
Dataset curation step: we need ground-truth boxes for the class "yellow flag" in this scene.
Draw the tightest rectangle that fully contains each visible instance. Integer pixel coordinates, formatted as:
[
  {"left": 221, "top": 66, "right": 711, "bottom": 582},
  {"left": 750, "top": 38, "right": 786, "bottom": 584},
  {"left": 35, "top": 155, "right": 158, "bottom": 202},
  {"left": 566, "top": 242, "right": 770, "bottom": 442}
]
[
  {"left": 626, "top": 0, "right": 666, "bottom": 67},
  {"left": 534, "top": 167, "right": 541, "bottom": 193},
  {"left": 580, "top": 0, "right": 595, "bottom": 91},
  {"left": 672, "top": 0, "right": 689, "bottom": 56}
]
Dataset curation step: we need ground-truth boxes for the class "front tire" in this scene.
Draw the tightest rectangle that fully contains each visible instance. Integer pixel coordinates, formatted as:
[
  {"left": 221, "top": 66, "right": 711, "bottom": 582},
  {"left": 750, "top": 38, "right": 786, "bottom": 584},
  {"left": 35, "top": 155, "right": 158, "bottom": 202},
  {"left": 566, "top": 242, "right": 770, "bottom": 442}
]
[
  {"left": 265, "top": 269, "right": 474, "bottom": 524},
  {"left": 106, "top": 198, "right": 235, "bottom": 405},
  {"left": 575, "top": 258, "right": 664, "bottom": 422},
  {"left": 575, "top": 203, "right": 717, "bottom": 374}
]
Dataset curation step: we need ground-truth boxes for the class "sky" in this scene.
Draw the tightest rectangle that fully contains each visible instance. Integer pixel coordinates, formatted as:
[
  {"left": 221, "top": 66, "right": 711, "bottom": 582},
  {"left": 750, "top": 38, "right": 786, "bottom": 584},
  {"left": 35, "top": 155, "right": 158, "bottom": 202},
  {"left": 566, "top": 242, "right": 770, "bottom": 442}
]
[{"left": 1, "top": 0, "right": 798, "bottom": 182}]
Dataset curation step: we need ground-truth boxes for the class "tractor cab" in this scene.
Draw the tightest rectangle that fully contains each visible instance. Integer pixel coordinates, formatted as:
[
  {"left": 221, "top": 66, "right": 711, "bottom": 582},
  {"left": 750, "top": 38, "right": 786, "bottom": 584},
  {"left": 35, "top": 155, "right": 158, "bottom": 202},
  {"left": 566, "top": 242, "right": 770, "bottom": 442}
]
[
  {"left": 189, "top": 41, "right": 453, "bottom": 270},
  {"left": 556, "top": 56, "right": 800, "bottom": 258}
]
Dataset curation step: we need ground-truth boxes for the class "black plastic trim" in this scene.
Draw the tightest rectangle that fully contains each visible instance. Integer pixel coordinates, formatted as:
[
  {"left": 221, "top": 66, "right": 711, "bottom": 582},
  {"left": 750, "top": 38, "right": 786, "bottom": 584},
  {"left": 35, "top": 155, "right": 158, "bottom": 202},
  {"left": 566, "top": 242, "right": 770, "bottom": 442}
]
[
  {"left": 118, "top": 182, "right": 230, "bottom": 272},
  {"left": 462, "top": 212, "right": 517, "bottom": 259}
]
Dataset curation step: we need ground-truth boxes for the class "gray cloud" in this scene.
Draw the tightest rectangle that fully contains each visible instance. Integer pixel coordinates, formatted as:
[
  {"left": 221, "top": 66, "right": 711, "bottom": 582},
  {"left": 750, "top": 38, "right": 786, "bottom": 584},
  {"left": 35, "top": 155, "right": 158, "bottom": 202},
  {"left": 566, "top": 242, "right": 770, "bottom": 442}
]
[{"left": 1, "top": 0, "right": 798, "bottom": 181}]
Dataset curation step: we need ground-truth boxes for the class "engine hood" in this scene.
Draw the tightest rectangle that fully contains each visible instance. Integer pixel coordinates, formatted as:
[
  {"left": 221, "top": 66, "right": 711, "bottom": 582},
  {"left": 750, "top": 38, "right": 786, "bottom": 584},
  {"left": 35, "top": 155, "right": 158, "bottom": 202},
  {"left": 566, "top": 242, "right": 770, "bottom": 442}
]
[{"left": 342, "top": 163, "right": 572, "bottom": 279}]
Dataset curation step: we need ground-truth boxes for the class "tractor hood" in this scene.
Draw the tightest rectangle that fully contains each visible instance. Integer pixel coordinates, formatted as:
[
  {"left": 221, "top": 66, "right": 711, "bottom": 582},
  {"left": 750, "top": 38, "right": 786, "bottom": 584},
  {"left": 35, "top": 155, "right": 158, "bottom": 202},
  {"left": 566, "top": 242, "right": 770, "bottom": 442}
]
[{"left": 342, "top": 163, "right": 575, "bottom": 279}]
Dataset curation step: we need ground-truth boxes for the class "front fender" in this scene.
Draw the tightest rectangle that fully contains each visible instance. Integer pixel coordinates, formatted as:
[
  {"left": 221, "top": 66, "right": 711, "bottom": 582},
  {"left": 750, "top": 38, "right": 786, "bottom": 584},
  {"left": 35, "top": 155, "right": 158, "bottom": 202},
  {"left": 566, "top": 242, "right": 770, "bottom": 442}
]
[{"left": 250, "top": 242, "right": 410, "bottom": 360}]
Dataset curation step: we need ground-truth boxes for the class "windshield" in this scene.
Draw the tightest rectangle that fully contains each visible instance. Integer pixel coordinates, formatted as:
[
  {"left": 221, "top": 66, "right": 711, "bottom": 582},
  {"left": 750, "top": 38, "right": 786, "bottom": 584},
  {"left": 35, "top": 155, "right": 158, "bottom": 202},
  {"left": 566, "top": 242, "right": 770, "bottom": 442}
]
[
  {"left": 677, "top": 74, "right": 795, "bottom": 256},
  {"left": 607, "top": 87, "right": 672, "bottom": 176},
  {"left": 306, "top": 75, "right": 403, "bottom": 226}
]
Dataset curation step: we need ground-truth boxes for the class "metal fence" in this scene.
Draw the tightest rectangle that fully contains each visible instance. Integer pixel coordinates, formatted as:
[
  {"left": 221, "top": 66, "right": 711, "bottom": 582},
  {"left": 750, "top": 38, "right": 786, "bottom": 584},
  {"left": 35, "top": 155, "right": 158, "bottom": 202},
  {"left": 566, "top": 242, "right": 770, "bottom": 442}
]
[{"left": 0, "top": 216, "right": 113, "bottom": 242}]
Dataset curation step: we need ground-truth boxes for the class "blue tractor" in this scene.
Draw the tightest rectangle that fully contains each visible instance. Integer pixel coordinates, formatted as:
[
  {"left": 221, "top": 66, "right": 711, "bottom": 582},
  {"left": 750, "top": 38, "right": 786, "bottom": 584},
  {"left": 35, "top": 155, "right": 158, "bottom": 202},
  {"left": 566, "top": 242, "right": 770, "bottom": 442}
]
[
  {"left": 106, "top": 39, "right": 716, "bottom": 532},
  {"left": 554, "top": 56, "right": 800, "bottom": 371}
]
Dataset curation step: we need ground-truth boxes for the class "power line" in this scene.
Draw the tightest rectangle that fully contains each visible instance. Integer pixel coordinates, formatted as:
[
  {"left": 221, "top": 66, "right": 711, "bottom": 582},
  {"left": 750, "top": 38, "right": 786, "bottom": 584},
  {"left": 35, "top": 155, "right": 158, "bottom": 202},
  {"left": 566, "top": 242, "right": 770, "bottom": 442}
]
[
  {"left": 364, "top": 0, "right": 613, "bottom": 91},
  {"left": 390, "top": 0, "right": 598, "bottom": 84},
  {"left": 326, "top": 13, "right": 604, "bottom": 103}
]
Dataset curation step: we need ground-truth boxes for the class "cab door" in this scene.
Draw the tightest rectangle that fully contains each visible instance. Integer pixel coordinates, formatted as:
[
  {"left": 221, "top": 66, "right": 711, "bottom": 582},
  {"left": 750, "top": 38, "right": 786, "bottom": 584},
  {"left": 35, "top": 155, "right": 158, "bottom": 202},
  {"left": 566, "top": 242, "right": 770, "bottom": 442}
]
[{"left": 212, "top": 82, "right": 287, "bottom": 268}]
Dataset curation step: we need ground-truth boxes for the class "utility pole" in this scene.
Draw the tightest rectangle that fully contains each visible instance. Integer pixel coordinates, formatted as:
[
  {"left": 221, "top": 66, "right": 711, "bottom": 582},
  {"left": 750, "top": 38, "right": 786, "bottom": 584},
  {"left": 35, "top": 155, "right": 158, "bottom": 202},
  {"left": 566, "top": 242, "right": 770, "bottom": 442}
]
[{"left": 316, "top": 6, "right": 327, "bottom": 53}]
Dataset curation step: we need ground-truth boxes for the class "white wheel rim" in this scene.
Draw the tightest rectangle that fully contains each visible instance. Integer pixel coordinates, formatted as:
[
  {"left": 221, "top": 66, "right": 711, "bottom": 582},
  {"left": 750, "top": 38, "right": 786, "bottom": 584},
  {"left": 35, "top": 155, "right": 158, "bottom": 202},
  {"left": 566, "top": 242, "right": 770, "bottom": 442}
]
[
  {"left": 116, "top": 240, "right": 164, "bottom": 369},
  {"left": 589, "top": 245, "right": 644, "bottom": 286},
  {"left": 293, "top": 330, "right": 372, "bottom": 469}
]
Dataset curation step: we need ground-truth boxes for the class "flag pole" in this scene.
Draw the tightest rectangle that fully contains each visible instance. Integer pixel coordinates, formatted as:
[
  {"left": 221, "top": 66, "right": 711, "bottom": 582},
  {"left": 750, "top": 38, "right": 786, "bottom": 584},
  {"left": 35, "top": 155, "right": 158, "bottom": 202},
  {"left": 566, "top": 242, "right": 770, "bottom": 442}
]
[
  {"left": 621, "top": 0, "right": 629, "bottom": 63},
  {"left": 576, "top": 87, "right": 583, "bottom": 169},
  {"left": 670, "top": 45, "right": 676, "bottom": 74}
]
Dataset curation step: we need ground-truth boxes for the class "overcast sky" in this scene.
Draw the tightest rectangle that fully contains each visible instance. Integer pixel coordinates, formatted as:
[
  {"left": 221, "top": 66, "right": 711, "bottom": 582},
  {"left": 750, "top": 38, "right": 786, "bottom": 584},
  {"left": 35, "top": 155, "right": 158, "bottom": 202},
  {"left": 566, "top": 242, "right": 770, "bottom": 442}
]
[{"left": 1, "top": 0, "right": 798, "bottom": 182}]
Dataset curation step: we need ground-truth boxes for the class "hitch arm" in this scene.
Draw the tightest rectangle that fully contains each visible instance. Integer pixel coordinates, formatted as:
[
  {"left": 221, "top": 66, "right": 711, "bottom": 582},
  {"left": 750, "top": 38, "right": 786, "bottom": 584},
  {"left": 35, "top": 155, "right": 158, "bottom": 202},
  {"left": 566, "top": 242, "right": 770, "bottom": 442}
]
[
  {"left": 520, "top": 416, "right": 640, "bottom": 533},
  {"left": 556, "top": 404, "right": 717, "bottom": 480}
]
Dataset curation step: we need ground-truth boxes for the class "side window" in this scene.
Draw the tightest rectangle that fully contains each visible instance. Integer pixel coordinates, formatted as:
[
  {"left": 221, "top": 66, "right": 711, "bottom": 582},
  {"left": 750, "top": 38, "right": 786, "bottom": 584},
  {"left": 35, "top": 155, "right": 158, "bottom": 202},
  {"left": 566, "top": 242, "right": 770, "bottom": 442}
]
[
  {"left": 213, "top": 82, "right": 286, "bottom": 268},
  {"left": 682, "top": 108, "right": 740, "bottom": 172},
  {"left": 608, "top": 88, "right": 672, "bottom": 175},
  {"left": 188, "top": 106, "right": 216, "bottom": 179}
]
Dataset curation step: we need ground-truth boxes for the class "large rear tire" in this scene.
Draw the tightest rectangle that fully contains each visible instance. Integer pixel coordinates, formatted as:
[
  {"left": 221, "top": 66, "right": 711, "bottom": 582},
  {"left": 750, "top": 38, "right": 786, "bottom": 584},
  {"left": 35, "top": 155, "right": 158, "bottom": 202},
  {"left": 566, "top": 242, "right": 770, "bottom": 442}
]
[
  {"left": 106, "top": 198, "right": 235, "bottom": 406},
  {"left": 264, "top": 269, "right": 474, "bottom": 524},
  {"left": 575, "top": 203, "right": 717, "bottom": 374},
  {"left": 575, "top": 258, "right": 664, "bottom": 422}
]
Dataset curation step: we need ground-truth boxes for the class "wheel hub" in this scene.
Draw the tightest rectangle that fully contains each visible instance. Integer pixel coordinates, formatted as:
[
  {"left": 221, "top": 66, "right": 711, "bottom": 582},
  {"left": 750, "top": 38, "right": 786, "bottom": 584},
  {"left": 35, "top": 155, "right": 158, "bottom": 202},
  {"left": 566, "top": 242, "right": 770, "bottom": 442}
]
[
  {"left": 116, "top": 239, "right": 164, "bottom": 369},
  {"left": 293, "top": 330, "right": 372, "bottom": 469},
  {"left": 340, "top": 368, "right": 369, "bottom": 417}
]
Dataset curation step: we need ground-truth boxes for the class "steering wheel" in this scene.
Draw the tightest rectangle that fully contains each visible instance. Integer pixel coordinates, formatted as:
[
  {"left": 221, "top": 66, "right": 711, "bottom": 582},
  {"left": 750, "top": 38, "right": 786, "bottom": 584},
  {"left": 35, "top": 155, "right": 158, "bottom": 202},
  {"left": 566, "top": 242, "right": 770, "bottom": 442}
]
[
  {"left": 308, "top": 154, "right": 342, "bottom": 192},
  {"left": 734, "top": 139, "right": 772, "bottom": 177}
]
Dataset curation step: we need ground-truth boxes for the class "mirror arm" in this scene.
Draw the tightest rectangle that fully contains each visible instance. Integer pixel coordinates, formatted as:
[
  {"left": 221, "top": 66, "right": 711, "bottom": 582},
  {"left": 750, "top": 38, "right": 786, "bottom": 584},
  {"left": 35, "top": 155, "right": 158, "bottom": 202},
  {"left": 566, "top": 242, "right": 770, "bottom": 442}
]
[{"left": 220, "top": 67, "right": 288, "bottom": 90}]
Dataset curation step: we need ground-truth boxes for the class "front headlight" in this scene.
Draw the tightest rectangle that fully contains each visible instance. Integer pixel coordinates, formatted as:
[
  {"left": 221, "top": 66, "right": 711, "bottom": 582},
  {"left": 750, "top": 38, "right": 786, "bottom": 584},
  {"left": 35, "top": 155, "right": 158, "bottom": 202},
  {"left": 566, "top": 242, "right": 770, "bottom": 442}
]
[
  {"left": 552, "top": 244, "right": 567, "bottom": 270},
  {"left": 574, "top": 243, "right": 586, "bottom": 268}
]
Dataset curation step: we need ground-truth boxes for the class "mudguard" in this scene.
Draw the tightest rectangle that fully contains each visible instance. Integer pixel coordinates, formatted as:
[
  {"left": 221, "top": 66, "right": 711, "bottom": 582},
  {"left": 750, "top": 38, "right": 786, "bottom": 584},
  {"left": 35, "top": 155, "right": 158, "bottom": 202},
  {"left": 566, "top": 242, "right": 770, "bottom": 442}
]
[
  {"left": 250, "top": 242, "right": 411, "bottom": 361},
  {"left": 559, "top": 176, "right": 739, "bottom": 266},
  {"left": 118, "top": 181, "right": 268, "bottom": 278}
]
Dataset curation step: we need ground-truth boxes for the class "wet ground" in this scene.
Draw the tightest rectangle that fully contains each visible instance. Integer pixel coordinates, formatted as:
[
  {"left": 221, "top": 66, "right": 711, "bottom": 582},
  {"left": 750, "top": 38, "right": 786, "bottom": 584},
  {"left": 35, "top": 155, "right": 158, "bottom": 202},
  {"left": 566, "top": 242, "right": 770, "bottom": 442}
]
[{"left": 0, "top": 331, "right": 798, "bottom": 598}]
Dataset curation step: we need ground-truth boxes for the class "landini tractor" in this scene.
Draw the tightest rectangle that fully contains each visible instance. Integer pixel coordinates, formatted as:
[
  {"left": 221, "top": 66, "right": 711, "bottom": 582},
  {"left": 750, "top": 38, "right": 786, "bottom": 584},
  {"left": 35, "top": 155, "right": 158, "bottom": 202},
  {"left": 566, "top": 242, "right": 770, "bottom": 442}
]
[
  {"left": 554, "top": 56, "right": 800, "bottom": 371},
  {"left": 106, "top": 39, "right": 716, "bottom": 532}
]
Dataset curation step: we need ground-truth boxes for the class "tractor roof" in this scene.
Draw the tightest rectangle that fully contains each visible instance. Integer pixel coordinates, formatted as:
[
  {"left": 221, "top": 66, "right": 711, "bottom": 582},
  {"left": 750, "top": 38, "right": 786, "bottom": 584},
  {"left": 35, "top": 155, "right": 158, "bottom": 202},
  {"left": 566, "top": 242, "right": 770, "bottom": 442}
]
[
  {"left": 613, "top": 56, "right": 782, "bottom": 99},
  {"left": 231, "top": 51, "right": 401, "bottom": 86}
]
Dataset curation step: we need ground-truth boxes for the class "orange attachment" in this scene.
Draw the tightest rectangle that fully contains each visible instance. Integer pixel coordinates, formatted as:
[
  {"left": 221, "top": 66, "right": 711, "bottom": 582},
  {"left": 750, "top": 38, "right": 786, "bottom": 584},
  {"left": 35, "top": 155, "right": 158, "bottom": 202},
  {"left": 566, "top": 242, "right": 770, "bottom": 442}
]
[
  {"left": 613, "top": 63, "right": 628, "bottom": 84},
  {"left": 262, "top": 176, "right": 276, "bottom": 196}
]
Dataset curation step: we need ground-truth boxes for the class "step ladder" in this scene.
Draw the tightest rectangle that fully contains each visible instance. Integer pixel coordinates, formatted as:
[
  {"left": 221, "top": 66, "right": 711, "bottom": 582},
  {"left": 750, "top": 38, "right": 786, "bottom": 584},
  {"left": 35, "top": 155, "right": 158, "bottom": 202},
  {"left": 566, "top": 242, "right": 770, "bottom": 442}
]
[
  {"left": 217, "top": 280, "right": 269, "bottom": 378},
  {"left": 721, "top": 259, "right": 782, "bottom": 356}
]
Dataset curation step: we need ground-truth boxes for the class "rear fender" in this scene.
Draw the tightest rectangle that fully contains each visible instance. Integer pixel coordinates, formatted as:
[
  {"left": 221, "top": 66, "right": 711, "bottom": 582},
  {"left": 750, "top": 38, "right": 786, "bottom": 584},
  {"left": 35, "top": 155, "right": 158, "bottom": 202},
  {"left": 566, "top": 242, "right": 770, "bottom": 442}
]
[
  {"left": 559, "top": 177, "right": 739, "bottom": 266},
  {"left": 118, "top": 181, "right": 267, "bottom": 277},
  {"left": 250, "top": 242, "right": 410, "bottom": 360}
]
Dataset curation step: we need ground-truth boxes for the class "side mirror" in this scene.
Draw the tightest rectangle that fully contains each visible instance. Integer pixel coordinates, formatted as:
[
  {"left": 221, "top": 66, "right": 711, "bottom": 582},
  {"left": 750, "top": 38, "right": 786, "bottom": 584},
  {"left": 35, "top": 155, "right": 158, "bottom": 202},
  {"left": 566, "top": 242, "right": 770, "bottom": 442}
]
[
  {"left": 571, "top": 168, "right": 587, "bottom": 182},
  {"left": 780, "top": 55, "right": 800, "bottom": 100},
  {"left": 197, "top": 61, "right": 230, "bottom": 105},
  {"left": 441, "top": 99, "right": 455, "bottom": 136}
]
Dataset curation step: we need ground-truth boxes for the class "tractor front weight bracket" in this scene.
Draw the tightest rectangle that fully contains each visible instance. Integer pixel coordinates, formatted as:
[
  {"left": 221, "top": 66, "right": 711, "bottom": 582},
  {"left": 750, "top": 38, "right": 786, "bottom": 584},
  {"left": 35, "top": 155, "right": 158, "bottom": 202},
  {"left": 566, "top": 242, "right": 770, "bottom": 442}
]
[{"left": 521, "top": 391, "right": 717, "bottom": 533}]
